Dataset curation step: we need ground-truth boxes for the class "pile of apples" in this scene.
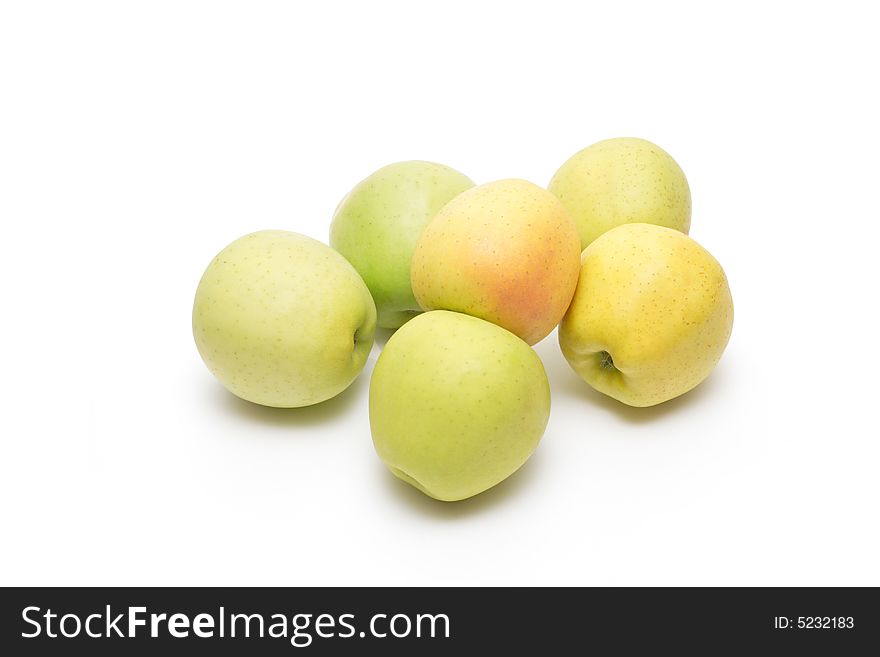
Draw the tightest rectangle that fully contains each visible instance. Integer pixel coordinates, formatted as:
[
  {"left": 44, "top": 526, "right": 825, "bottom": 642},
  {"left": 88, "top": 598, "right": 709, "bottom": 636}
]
[{"left": 193, "top": 138, "right": 733, "bottom": 502}]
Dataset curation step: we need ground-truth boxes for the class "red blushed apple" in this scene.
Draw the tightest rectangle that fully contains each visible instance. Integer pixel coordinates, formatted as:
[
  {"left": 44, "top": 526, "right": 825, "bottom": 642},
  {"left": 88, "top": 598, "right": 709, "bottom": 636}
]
[{"left": 410, "top": 179, "right": 581, "bottom": 345}]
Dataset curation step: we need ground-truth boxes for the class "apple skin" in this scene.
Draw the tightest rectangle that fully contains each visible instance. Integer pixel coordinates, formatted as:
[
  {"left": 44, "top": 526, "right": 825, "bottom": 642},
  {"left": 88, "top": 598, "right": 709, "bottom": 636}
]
[
  {"left": 330, "top": 161, "right": 474, "bottom": 329},
  {"left": 559, "top": 223, "right": 733, "bottom": 407},
  {"left": 548, "top": 137, "right": 691, "bottom": 249},
  {"left": 370, "top": 310, "right": 550, "bottom": 502},
  {"left": 192, "top": 230, "right": 376, "bottom": 408},
  {"left": 410, "top": 179, "right": 581, "bottom": 345}
]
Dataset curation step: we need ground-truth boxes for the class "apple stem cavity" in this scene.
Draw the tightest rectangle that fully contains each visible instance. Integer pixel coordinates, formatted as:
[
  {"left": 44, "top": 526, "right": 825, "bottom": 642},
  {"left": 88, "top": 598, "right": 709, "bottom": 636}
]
[{"left": 599, "top": 350, "right": 616, "bottom": 371}]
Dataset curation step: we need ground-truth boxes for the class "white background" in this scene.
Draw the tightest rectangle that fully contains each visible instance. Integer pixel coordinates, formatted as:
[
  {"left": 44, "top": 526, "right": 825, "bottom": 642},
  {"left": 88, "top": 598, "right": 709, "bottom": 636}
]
[{"left": 2, "top": 1, "right": 878, "bottom": 586}]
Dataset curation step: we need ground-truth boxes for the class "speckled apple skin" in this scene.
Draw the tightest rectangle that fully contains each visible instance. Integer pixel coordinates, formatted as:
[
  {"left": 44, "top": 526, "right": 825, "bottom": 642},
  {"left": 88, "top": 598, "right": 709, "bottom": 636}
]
[
  {"left": 549, "top": 137, "right": 692, "bottom": 249},
  {"left": 559, "top": 223, "right": 733, "bottom": 407},
  {"left": 193, "top": 230, "right": 377, "bottom": 408},
  {"left": 330, "top": 161, "right": 474, "bottom": 329},
  {"left": 410, "top": 179, "right": 581, "bottom": 345},
  {"left": 369, "top": 310, "right": 550, "bottom": 502}
]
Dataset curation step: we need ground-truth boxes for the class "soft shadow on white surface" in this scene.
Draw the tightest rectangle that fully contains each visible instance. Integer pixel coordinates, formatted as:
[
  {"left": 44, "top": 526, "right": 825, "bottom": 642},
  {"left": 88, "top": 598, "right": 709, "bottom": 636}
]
[
  {"left": 376, "top": 451, "right": 546, "bottom": 520},
  {"left": 558, "top": 364, "right": 728, "bottom": 425},
  {"left": 213, "top": 370, "right": 369, "bottom": 428}
]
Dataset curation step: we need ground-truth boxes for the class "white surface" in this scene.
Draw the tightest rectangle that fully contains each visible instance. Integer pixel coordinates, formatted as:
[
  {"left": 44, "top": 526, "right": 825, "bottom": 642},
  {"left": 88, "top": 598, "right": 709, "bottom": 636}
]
[{"left": 2, "top": 1, "right": 878, "bottom": 586}]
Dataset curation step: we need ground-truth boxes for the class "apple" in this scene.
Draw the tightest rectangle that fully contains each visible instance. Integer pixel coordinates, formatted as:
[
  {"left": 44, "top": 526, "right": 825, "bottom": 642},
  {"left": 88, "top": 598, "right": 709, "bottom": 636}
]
[
  {"left": 192, "top": 230, "right": 377, "bottom": 407},
  {"left": 330, "top": 161, "right": 474, "bottom": 329},
  {"left": 548, "top": 137, "right": 692, "bottom": 249},
  {"left": 370, "top": 310, "right": 550, "bottom": 501},
  {"left": 559, "top": 223, "right": 733, "bottom": 407},
  {"left": 410, "top": 179, "right": 581, "bottom": 345}
]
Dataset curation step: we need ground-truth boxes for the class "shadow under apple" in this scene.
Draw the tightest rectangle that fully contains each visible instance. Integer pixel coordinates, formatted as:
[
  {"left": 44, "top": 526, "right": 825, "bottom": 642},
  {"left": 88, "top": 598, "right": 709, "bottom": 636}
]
[
  {"left": 377, "top": 449, "right": 546, "bottom": 520},
  {"left": 557, "top": 362, "right": 728, "bottom": 425},
  {"left": 212, "top": 365, "right": 371, "bottom": 429},
  {"left": 372, "top": 326, "right": 397, "bottom": 349}
]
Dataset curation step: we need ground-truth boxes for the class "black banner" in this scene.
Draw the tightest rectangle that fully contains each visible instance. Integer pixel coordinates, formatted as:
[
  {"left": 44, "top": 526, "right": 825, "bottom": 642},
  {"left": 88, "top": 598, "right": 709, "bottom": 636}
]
[{"left": 1, "top": 587, "right": 876, "bottom": 654}]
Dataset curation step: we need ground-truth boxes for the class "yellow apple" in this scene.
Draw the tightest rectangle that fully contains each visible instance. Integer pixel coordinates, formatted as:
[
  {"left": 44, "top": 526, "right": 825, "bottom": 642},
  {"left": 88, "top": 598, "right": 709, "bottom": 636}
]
[
  {"left": 549, "top": 137, "right": 691, "bottom": 249},
  {"left": 559, "top": 223, "right": 733, "bottom": 407}
]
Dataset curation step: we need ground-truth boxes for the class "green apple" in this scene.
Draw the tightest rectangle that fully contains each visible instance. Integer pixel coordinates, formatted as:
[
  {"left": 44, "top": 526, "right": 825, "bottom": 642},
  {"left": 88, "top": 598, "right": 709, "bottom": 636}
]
[
  {"left": 330, "top": 161, "right": 474, "bottom": 329},
  {"left": 370, "top": 310, "right": 550, "bottom": 501},
  {"left": 559, "top": 223, "right": 733, "bottom": 407},
  {"left": 192, "top": 230, "right": 376, "bottom": 407},
  {"left": 549, "top": 137, "right": 692, "bottom": 249},
  {"left": 410, "top": 179, "right": 581, "bottom": 345}
]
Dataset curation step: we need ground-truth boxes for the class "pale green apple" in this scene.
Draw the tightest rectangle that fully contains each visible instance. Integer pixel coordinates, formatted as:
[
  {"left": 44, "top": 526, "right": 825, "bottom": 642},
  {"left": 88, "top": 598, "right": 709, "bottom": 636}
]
[
  {"left": 370, "top": 310, "right": 550, "bottom": 501},
  {"left": 559, "top": 223, "right": 733, "bottom": 407},
  {"left": 330, "top": 161, "right": 474, "bottom": 329},
  {"left": 549, "top": 137, "right": 692, "bottom": 249},
  {"left": 193, "top": 230, "right": 376, "bottom": 408}
]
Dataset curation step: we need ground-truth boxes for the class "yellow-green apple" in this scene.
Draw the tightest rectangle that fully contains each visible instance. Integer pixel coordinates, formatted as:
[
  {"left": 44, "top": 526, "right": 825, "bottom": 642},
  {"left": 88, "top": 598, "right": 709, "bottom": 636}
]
[
  {"left": 192, "top": 230, "right": 376, "bottom": 407},
  {"left": 549, "top": 137, "right": 691, "bottom": 249},
  {"left": 410, "top": 179, "right": 581, "bottom": 345},
  {"left": 559, "top": 223, "right": 733, "bottom": 407},
  {"left": 330, "top": 161, "right": 474, "bottom": 329},
  {"left": 370, "top": 310, "right": 550, "bottom": 501}
]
